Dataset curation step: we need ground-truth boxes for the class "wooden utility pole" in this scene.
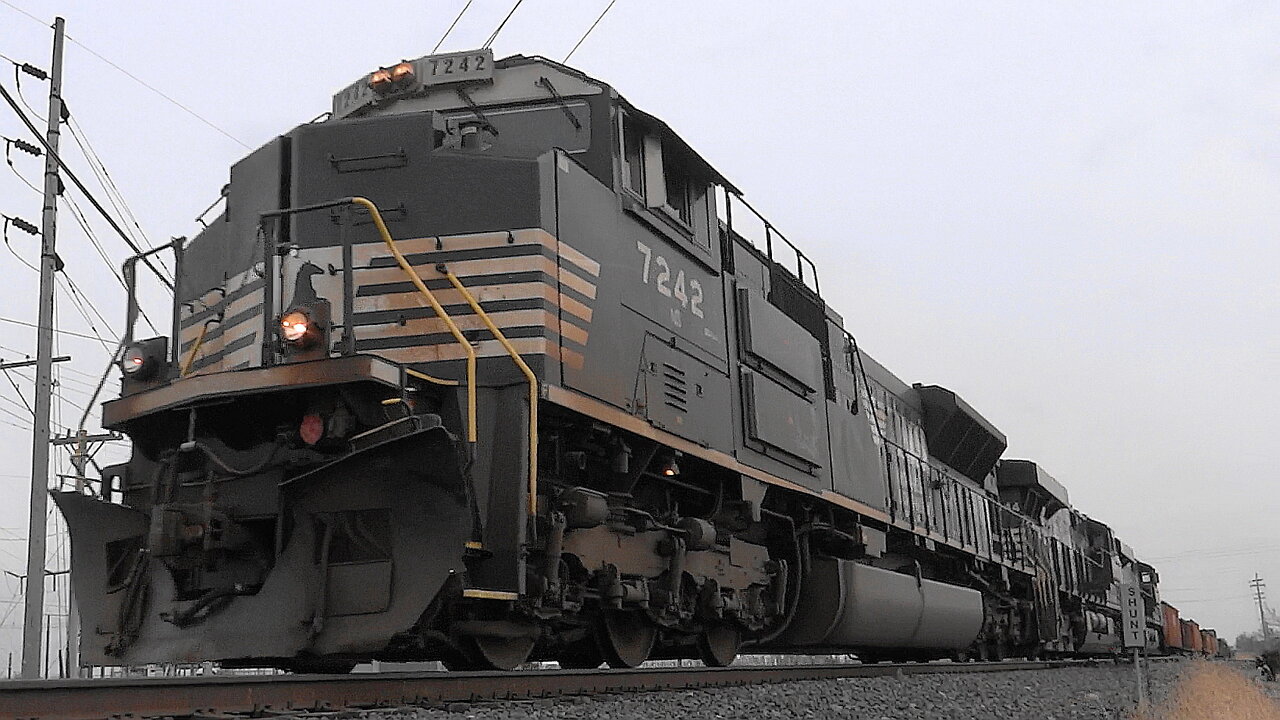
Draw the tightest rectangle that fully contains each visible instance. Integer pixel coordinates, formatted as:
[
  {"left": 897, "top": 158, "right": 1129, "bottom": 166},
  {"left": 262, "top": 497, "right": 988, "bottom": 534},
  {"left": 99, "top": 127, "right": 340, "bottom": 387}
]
[
  {"left": 21, "top": 15, "right": 65, "bottom": 680},
  {"left": 1252, "top": 574, "right": 1270, "bottom": 643}
]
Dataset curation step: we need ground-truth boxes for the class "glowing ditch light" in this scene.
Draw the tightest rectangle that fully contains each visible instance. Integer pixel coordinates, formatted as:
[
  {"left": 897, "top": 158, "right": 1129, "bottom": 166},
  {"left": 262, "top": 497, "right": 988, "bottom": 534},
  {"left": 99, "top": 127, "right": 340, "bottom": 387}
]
[{"left": 121, "top": 340, "right": 164, "bottom": 380}]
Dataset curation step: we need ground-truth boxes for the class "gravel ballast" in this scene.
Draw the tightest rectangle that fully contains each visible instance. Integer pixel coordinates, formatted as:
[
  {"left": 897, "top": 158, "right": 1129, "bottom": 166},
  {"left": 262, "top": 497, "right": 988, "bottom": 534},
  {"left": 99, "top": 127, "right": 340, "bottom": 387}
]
[{"left": 356, "top": 659, "right": 1208, "bottom": 720}]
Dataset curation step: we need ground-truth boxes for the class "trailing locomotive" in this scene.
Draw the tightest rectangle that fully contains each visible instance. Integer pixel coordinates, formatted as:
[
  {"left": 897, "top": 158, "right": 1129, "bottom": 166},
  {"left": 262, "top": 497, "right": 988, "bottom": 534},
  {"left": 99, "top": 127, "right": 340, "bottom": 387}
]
[{"left": 57, "top": 50, "right": 1179, "bottom": 671}]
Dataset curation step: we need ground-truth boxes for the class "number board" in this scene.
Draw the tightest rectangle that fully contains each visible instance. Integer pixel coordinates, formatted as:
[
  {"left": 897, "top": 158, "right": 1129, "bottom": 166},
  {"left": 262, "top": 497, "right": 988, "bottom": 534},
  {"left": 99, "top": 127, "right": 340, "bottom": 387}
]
[
  {"left": 332, "top": 49, "right": 495, "bottom": 120},
  {"left": 417, "top": 49, "right": 493, "bottom": 87}
]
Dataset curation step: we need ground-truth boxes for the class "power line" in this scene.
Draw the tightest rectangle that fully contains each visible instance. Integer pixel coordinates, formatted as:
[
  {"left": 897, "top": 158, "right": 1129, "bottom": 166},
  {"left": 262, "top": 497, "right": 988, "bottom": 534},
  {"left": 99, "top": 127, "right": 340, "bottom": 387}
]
[
  {"left": 60, "top": 190, "right": 160, "bottom": 335},
  {"left": 482, "top": 0, "right": 526, "bottom": 49},
  {"left": 54, "top": 276, "right": 116, "bottom": 354},
  {"left": 433, "top": 0, "right": 475, "bottom": 54},
  {"left": 0, "top": 315, "right": 109, "bottom": 341},
  {"left": 0, "top": 80, "right": 173, "bottom": 290},
  {"left": 66, "top": 116, "right": 168, "bottom": 270},
  {"left": 1, "top": 374, "right": 31, "bottom": 414},
  {"left": 0, "top": 401, "right": 31, "bottom": 425},
  {"left": 0, "top": 0, "right": 250, "bottom": 149},
  {"left": 563, "top": 0, "right": 619, "bottom": 63}
]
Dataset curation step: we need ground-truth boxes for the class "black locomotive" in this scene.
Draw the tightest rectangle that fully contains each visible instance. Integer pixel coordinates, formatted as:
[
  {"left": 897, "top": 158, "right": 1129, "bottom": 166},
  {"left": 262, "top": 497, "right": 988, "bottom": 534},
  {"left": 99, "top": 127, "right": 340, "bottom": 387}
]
[{"left": 57, "top": 50, "right": 1175, "bottom": 671}]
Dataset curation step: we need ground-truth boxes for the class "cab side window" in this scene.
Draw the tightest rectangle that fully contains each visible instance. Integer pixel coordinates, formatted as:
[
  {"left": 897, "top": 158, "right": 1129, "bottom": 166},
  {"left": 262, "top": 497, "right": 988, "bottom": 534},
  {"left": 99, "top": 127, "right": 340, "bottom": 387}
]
[
  {"left": 623, "top": 118, "right": 645, "bottom": 192},
  {"left": 663, "top": 142, "right": 692, "bottom": 225},
  {"left": 620, "top": 113, "right": 696, "bottom": 227}
]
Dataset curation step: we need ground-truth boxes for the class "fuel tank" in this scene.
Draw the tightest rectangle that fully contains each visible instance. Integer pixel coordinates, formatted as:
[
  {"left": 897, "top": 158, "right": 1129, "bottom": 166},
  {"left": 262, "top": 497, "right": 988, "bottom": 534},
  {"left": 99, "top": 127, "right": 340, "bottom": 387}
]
[{"left": 776, "top": 557, "right": 984, "bottom": 650}]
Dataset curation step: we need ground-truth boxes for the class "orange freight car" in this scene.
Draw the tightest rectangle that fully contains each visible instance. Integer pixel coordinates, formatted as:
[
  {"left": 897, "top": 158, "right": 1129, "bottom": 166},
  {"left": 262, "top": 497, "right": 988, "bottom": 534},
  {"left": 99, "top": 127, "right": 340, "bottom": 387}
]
[
  {"left": 1161, "top": 602, "right": 1182, "bottom": 650},
  {"left": 1182, "top": 619, "right": 1202, "bottom": 653},
  {"left": 1201, "top": 629, "right": 1218, "bottom": 657}
]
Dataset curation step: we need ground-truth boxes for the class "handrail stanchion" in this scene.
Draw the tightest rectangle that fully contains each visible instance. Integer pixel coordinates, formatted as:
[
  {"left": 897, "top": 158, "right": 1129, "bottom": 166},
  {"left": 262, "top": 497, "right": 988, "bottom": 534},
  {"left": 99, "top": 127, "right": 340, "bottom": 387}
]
[
  {"left": 347, "top": 197, "right": 477, "bottom": 444},
  {"left": 439, "top": 268, "right": 539, "bottom": 515}
]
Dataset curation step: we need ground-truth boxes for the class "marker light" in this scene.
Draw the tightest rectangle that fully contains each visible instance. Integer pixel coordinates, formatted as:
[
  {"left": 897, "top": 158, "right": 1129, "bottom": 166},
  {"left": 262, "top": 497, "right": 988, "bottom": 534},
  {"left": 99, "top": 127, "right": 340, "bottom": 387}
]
[
  {"left": 280, "top": 310, "right": 311, "bottom": 344},
  {"left": 299, "top": 413, "right": 324, "bottom": 445},
  {"left": 120, "top": 340, "right": 164, "bottom": 381}
]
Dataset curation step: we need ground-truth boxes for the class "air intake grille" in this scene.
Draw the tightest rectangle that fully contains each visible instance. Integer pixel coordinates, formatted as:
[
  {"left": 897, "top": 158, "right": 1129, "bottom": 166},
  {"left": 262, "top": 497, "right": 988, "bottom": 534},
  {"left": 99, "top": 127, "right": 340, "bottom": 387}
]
[{"left": 661, "top": 362, "right": 688, "bottom": 412}]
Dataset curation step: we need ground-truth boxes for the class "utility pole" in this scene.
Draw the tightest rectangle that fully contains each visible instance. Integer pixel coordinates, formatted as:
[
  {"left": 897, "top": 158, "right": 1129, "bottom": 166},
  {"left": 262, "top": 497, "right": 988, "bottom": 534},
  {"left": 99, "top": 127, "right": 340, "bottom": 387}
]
[
  {"left": 1252, "top": 574, "right": 1270, "bottom": 644},
  {"left": 21, "top": 15, "right": 65, "bottom": 680},
  {"left": 52, "top": 428, "right": 120, "bottom": 677}
]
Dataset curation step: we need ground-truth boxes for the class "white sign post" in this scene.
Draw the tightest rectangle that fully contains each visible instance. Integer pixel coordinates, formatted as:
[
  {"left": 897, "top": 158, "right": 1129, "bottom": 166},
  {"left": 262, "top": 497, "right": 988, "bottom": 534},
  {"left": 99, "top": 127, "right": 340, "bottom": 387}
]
[{"left": 1122, "top": 579, "right": 1148, "bottom": 710}]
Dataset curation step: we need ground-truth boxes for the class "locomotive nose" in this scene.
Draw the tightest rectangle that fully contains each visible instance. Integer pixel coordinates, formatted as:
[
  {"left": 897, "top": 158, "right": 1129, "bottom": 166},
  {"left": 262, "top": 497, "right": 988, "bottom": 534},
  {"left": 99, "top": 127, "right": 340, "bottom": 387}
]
[{"left": 55, "top": 415, "right": 473, "bottom": 666}]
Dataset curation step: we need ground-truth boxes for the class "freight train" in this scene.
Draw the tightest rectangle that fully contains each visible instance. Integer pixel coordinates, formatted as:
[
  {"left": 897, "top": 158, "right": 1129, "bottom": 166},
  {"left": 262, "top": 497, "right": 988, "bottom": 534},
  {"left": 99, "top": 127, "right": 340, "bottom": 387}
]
[{"left": 56, "top": 50, "right": 1204, "bottom": 671}]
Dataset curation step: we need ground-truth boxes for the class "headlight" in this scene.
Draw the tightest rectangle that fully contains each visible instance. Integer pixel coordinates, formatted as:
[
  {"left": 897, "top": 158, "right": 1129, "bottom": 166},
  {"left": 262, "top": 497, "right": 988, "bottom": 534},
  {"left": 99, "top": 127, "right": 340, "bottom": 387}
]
[
  {"left": 280, "top": 310, "right": 311, "bottom": 343},
  {"left": 369, "top": 62, "right": 416, "bottom": 95},
  {"left": 279, "top": 307, "right": 326, "bottom": 353}
]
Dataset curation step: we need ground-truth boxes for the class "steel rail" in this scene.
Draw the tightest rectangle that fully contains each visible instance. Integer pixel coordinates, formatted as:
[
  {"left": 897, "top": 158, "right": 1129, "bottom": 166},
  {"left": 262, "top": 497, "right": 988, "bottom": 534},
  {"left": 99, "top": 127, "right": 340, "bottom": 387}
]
[{"left": 1, "top": 660, "right": 1096, "bottom": 720}]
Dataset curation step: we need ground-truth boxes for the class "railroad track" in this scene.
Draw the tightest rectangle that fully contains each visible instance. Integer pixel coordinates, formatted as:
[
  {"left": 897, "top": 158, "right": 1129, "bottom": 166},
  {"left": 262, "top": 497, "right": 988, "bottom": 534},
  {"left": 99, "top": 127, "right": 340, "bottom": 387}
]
[{"left": 0, "top": 659, "right": 1106, "bottom": 720}]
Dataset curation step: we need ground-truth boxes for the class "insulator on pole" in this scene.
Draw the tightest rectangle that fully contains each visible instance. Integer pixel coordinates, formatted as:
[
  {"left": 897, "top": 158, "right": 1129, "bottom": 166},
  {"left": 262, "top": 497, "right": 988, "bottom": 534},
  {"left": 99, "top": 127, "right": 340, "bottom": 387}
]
[
  {"left": 6, "top": 216, "right": 40, "bottom": 235},
  {"left": 12, "top": 138, "right": 42, "bottom": 156},
  {"left": 19, "top": 63, "right": 48, "bottom": 81}
]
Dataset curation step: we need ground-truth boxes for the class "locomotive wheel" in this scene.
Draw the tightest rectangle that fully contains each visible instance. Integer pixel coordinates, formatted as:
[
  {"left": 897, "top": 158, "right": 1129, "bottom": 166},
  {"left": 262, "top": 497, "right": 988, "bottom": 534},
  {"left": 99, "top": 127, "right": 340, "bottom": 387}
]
[
  {"left": 696, "top": 624, "right": 742, "bottom": 667},
  {"left": 556, "top": 637, "right": 604, "bottom": 669},
  {"left": 596, "top": 610, "right": 656, "bottom": 668}
]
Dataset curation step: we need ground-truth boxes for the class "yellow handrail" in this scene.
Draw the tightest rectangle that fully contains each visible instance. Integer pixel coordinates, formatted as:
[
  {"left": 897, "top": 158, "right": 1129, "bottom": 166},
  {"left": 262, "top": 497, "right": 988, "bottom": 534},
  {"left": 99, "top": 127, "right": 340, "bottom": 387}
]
[
  {"left": 348, "top": 197, "right": 477, "bottom": 443},
  {"left": 442, "top": 269, "right": 540, "bottom": 516},
  {"left": 180, "top": 321, "right": 213, "bottom": 377},
  {"left": 405, "top": 367, "right": 459, "bottom": 386}
]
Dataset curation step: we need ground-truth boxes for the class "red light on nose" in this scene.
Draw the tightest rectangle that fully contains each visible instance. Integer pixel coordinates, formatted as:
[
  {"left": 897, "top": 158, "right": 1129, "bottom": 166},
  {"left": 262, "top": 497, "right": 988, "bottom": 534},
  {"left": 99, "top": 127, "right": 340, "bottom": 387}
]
[{"left": 300, "top": 413, "right": 324, "bottom": 445}]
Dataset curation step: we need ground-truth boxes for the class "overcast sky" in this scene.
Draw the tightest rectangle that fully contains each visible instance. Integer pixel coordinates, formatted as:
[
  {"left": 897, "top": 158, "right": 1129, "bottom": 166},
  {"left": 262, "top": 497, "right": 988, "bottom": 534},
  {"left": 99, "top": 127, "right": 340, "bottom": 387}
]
[{"left": 0, "top": 1, "right": 1276, "bottom": 668}]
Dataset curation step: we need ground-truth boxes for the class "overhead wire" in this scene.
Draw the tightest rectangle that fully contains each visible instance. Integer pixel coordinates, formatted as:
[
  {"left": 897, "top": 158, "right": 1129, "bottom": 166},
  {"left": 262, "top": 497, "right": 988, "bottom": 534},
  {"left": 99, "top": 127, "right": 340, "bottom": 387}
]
[
  {"left": 0, "top": 403, "right": 32, "bottom": 428},
  {"left": 0, "top": 314, "right": 110, "bottom": 341},
  {"left": 0, "top": 80, "right": 173, "bottom": 290},
  {"left": 433, "top": 0, "right": 475, "bottom": 54},
  {"left": 482, "top": 0, "right": 526, "bottom": 49},
  {"left": 563, "top": 0, "right": 618, "bottom": 63},
  {"left": 66, "top": 115, "right": 169, "bottom": 275},
  {"left": 61, "top": 190, "right": 161, "bottom": 334},
  {"left": 62, "top": 191, "right": 126, "bottom": 287},
  {"left": 11, "top": 368, "right": 109, "bottom": 397},
  {"left": 0, "top": 375, "right": 31, "bottom": 414},
  {"left": 55, "top": 275, "right": 117, "bottom": 354},
  {"left": 0, "top": 0, "right": 251, "bottom": 149}
]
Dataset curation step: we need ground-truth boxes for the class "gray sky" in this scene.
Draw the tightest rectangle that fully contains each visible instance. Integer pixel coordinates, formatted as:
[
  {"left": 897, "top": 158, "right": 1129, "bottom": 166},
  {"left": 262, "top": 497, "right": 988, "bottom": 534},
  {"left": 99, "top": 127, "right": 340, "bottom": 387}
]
[{"left": 0, "top": 1, "right": 1276, "bottom": 665}]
